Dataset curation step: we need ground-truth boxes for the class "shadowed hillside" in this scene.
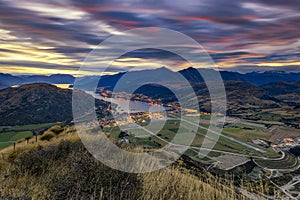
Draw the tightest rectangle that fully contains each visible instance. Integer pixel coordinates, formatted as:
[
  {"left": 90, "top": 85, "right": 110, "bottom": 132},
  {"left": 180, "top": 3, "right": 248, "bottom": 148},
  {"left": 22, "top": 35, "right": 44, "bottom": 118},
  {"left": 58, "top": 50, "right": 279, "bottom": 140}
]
[
  {"left": 262, "top": 81, "right": 300, "bottom": 105},
  {"left": 0, "top": 83, "right": 108, "bottom": 126}
]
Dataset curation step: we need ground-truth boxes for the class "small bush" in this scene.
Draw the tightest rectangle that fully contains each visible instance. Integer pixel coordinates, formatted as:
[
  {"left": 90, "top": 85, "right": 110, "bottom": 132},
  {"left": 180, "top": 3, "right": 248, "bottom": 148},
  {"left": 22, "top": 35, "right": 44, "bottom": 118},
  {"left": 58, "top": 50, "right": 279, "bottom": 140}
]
[
  {"left": 40, "top": 132, "right": 55, "bottom": 141},
  {"left": 48, "top": 125, "right": 64, "bottom": 135}
]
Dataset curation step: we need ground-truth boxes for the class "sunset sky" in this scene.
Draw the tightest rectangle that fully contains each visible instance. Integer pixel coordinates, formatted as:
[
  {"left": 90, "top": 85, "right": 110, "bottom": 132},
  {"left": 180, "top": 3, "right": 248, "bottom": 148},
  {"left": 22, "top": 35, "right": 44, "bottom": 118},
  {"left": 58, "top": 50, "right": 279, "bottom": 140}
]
[{"left": 0, "top": 0, "right": 299, "bottom": 75}]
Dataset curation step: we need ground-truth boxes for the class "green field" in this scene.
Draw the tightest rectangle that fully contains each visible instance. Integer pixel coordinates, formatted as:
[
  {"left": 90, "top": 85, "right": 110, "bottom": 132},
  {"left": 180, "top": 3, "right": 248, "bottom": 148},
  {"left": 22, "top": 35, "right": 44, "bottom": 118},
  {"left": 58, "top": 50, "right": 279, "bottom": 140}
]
[
  {"left": 0, "top": 131, "right": 32, "bottom": 150},
  {"left": 0, "top": 122, "right": 59, "bottom": 132},
  {"left": 199, "top": 115, "right": 211, "bottom": 120},
  {"left": 0, "top": 123, "right": 61, "bottom": 150},
  {"left": 119, "top": 120, "right": 272, "bottom": 157},
  {"left": 104, "top": 126, "right": 121, "bottom": 139},
  {"left": 224, "top": 123, "right": 264, "bottom": 131},
  {"left": 222, "top": 127, "right": 271, "bottom": 142},
  {"left": 102, "top": 118, "right": 281, "bottom": 162}
]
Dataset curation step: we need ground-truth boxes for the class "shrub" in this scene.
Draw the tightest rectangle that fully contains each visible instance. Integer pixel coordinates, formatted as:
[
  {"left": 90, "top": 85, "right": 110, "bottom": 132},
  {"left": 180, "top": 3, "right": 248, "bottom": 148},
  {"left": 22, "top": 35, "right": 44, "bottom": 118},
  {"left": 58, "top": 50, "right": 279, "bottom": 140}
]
[
  {"left": 40, "top": 132, "right": 55, "bottom": 141},
  {"left": 48, "top": 125, "right": 64, "bottom": 135},
  {"left": 2, "top": 140, "right": 142, "bottom": 199}
]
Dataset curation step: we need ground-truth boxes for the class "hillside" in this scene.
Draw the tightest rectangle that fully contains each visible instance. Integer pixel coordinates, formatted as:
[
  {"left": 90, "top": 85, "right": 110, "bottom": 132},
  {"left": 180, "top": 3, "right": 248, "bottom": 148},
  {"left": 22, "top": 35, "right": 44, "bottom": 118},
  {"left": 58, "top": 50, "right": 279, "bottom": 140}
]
[
  {"left": 262, "top": 81, "right": 300, "bottom": 106},
  {"left": 133, "top": 83, "right": 177, "bottom": 103},
  {"left": 0, "top": 126, "right": 274, "bottom": 199},
  {"left": 262, "top": 81, "right": 300, "bottom": 96},
  {"left": 0, "top": 83, "right": 107, "bottom": 126},
  {"left": 0, "top": 80, "right": 7, "bottom": 90},
  {"left": 127, "top": 79, "right": 281, "bottom": 114},
  {"left": 224, "top": 80, "right": 281, "bottom": 113}
]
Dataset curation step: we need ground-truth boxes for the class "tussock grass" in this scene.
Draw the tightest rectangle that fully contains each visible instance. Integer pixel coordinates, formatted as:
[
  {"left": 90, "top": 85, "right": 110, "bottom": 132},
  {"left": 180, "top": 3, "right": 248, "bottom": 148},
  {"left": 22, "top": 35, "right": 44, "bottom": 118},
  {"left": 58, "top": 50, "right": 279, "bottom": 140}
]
[
  {"left": 40, "top": 132, "right": 56, "bottom": 141},
  {"left": 141, "top": 168, "right": 240, "bottom": 200},
  {"left": 0, "top": 126, "right": 278, "bottom": 199}
]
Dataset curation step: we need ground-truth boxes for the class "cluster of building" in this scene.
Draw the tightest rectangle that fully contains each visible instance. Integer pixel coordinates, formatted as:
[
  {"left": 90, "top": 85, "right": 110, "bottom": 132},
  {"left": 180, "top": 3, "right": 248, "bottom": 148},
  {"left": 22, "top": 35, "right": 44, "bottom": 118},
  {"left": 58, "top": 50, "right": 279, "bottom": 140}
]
[
  {"left": 96, "top": 87, "right": 112, "bottom": 98},
  {"left": 85, "top": 111, "right": 166, "bottom": 129},
  {"left": 272, "top": 137, "right": 300, "bottom": 149},
  {"left": 96, "top": 87, "right": 214, "bottom": 117},
  {"left": 97, "top": 87, "right": 162, "bottom": 105},
  {"left": 90, "top": 88, "right": 213, "bottom": 130},
  {"left": 130, "top": 94, "right": 162, "bottom": 105}
]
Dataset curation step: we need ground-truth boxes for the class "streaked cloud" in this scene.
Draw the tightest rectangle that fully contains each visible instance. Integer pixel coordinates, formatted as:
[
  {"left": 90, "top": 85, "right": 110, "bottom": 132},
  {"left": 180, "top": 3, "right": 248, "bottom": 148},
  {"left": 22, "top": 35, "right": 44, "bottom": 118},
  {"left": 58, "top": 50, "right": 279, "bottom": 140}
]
[{"left": 0, "top": 0, "right": 299, "bottom": 75}]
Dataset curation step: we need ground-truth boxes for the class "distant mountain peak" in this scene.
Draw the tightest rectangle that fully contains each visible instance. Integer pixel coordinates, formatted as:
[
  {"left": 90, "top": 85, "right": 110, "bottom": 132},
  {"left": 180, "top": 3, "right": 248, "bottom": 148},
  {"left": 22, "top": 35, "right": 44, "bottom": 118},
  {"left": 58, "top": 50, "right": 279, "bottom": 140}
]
[
  {"left": 179, "top": 67, "right": 197, "bottom": 72},
  {"left": 49, "top": 74, "right": 75, "bottom": 77},
  {"left": 154, "top": 66, "right": 173, "bottom": 72}
]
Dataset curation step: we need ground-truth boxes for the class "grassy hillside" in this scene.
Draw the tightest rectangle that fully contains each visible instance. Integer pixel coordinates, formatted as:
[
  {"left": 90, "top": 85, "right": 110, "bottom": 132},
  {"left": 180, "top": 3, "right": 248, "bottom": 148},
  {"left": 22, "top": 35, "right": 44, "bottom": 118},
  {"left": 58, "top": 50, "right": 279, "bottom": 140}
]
[{"left": 0, "top": 126, "right": 278, "bottom": 199}]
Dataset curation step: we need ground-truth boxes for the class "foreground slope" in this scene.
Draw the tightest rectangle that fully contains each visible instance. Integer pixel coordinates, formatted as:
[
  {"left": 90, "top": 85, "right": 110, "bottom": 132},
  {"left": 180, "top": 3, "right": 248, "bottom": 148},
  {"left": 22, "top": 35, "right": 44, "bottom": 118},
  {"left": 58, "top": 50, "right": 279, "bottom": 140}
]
[{"left": 0, "top": 127, "right": 274, "bottom": 199}]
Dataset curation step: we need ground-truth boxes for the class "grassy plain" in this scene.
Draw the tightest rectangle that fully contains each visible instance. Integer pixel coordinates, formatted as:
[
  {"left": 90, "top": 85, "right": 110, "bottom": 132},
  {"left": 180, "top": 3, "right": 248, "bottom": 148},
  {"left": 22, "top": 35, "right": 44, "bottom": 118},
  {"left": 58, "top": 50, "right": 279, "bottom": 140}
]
[{"left": 0, "top": 123, "right": 61, "bottom": 150}]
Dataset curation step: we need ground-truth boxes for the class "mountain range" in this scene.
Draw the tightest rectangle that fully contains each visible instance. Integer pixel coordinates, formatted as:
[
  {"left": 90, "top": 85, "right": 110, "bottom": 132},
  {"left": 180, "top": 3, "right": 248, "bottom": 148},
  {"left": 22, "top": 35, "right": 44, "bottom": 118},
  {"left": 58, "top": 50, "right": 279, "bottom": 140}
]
[
  {"left": 1, "top": 67, "right": 300, "bottom": 126},
  {"left": 1, "top": 68, "right": 300, "bottom": 91},
  {"left": 0, "top": 73, "right": 75, "bottom": 90}
]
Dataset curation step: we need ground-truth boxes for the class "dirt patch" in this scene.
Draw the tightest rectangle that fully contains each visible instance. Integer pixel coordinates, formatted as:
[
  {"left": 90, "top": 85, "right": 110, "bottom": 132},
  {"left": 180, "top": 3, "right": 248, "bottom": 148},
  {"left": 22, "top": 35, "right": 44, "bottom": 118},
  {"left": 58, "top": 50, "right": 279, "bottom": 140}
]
[{"left": 215, "top": 154, "right": 250, "bottom": 170}]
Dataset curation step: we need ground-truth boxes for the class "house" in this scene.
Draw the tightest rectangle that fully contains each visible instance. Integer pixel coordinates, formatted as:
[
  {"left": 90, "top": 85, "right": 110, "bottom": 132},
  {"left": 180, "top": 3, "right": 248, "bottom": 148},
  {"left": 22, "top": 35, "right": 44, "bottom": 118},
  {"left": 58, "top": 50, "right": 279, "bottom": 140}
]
[{"left": 283, "top": 137, "right": 294, "bottom": 142}]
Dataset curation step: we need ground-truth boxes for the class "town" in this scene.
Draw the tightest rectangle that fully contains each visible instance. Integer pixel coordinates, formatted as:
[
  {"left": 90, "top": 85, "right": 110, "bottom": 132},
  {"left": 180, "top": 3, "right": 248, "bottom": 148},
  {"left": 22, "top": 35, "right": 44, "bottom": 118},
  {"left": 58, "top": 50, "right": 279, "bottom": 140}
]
[{"left": 273, "top": 136, "right": 300, "bottom": 149}]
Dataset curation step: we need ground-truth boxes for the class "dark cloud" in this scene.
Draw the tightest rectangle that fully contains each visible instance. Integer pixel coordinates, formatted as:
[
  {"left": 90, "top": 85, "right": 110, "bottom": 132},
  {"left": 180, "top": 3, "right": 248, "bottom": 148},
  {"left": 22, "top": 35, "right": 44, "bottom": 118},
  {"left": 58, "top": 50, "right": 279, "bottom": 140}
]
[
  {"left": 118, "top": 49, "right": 186, "bottom": 61},
  {"left": 211, "top": 52, "right": 250, "bottom": 61},
  {"left": 53, "top": 46, "right": 93, "bottom": 54},
  {"left": 243, "top": 53, "right": 300, "bottom": 62},
  {"left": 0, "top": 61, "right": 78, "bottom": 70},
  {"left": 255, "top": 0, "right": 300, "bottom": 11},
  {"left": 0, "top": 0, "right": 299, "bottom": 74}
]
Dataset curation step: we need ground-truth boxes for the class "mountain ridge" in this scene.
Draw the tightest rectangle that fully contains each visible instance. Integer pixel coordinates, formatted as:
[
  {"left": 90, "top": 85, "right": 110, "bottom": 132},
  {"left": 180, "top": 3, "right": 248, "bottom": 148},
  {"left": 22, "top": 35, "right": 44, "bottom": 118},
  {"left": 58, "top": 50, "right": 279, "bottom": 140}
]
[{"left": 2, "top": 67, "right": 300, "bottom": 90}]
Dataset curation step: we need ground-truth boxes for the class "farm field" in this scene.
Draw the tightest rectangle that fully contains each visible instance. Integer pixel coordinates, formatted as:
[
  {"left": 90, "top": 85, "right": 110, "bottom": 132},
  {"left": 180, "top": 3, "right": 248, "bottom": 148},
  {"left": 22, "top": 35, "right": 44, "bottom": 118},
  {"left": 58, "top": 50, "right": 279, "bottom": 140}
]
[
  {"left": 0, "top": 123, "right": 61, "bottom": 150},
  {"left": 0, "top": 131, "right": 32, "bottom": 150},
  {"left": 0, "top": 122, "right": 59, "bottom": 132},
  {"left": 104, "top": 119, "right": 280, "bottom": 160}
]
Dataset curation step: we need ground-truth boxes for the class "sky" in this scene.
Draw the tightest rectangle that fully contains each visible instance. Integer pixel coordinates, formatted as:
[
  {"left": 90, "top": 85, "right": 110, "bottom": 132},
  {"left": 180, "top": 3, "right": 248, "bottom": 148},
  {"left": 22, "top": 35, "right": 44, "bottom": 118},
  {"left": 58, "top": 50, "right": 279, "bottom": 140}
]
[{"left": 0, "top": 0, "right": 299, "bottom": 75}]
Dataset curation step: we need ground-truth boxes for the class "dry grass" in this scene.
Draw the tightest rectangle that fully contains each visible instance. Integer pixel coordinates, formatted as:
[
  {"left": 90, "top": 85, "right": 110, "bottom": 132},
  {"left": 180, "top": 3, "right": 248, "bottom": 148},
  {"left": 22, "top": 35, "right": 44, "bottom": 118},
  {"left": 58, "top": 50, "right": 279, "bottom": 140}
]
[
  {"left": 140, "top": 168, "right": 241, "bottom": 200},
  {"left": 0, "top": 126, "right": 280, "bottom": 199}
]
